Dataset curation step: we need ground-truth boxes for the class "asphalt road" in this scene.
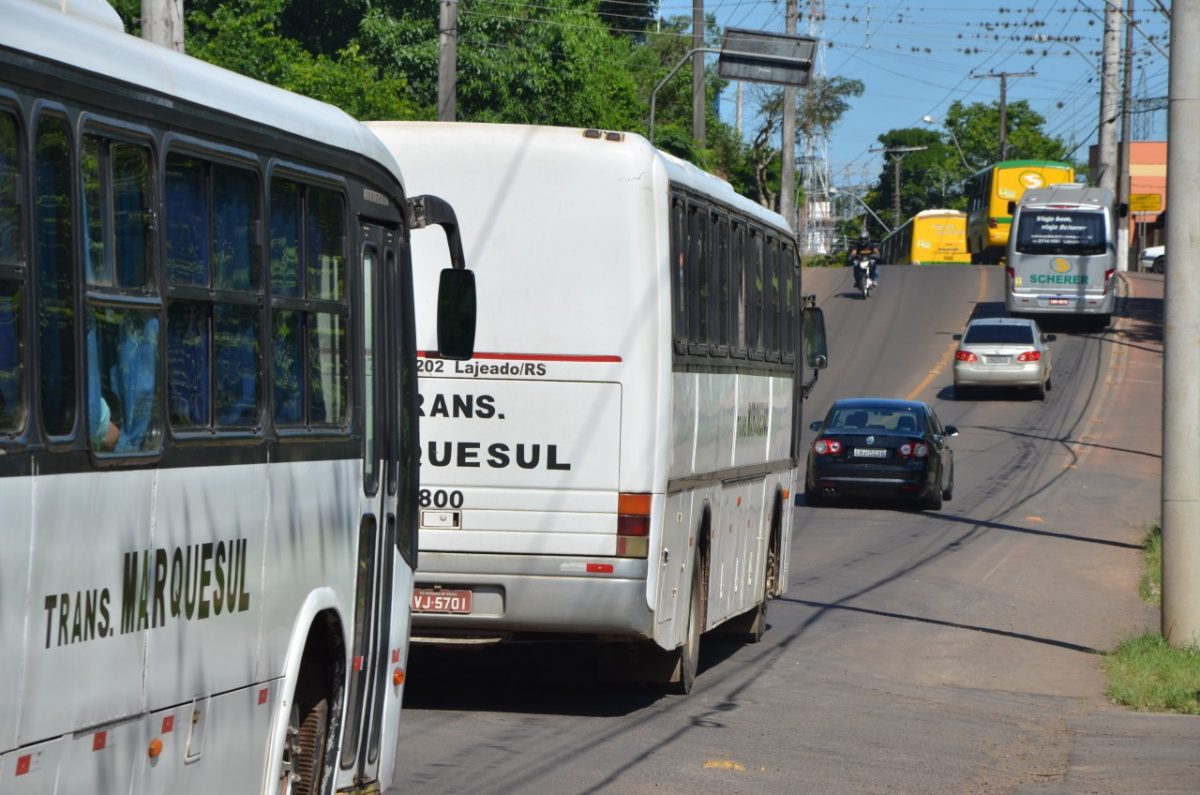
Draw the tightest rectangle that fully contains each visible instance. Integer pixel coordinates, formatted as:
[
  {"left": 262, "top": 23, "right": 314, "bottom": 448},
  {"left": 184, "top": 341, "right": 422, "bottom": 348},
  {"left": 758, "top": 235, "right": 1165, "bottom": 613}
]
[{"left": 387, "top": 266, "right": 1197, "bottom": 795}]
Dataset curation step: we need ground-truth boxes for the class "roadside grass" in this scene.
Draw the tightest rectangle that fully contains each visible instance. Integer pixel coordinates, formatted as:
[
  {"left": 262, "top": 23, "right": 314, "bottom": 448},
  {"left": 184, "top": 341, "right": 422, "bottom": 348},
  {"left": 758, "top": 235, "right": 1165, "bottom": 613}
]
[
  {"left": 1139, "top": 521, "right": 1162, "bottom": 606},
  {"left": 1104, "top": 521, "right": 1200, "bottom": 715}
]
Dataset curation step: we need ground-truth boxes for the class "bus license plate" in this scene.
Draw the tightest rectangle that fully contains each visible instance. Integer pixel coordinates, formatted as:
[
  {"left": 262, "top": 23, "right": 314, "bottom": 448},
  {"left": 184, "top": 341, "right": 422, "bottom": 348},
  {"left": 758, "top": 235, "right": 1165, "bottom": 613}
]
[
  {"left": 853, "top": 448, "right": 887, "bottom": 458},
  {"left": 411, "top": 589, "right": 472, "bottom": 614}
]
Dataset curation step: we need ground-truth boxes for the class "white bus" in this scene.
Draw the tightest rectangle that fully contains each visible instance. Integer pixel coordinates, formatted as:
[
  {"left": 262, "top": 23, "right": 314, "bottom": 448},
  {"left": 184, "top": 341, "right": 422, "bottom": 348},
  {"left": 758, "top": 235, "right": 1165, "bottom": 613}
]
[
  {"left": 1, "top": 2, "right": 474, "bottom": 793},
  {"left": 367, "top": 122, "right": 828, "bottom": 693},
  {"left": 1005, "top": 183, "right": 1120, "bottom": 328}
]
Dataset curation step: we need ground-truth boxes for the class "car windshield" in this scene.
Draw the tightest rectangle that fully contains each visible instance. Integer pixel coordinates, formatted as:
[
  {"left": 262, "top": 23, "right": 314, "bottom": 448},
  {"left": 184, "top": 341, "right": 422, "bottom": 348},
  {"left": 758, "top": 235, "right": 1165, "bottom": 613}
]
[
  {"left": 825, "top": 406, "right": 923, "bottom": 433},
  {"left": 963, "top": 324, "right": 1035, "bottom": 345}
]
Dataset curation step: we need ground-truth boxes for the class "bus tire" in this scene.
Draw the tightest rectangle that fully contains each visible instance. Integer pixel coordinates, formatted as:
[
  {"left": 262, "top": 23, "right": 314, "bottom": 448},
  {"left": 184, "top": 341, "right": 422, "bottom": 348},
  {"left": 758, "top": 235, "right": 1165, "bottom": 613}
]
[
  {"left": 283, "top": 683, "right": 330, "bottom": 795},
  {"left": 669, "top": 554, "right": 704, "bottom": 695}
]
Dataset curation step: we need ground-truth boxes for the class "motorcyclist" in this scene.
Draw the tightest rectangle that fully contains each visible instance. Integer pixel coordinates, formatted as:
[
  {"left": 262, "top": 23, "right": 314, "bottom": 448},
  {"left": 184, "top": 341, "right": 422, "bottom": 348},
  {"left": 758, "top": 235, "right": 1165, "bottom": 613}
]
[{"left": 849, "top": 236, "right": 881, "bottom": 290}]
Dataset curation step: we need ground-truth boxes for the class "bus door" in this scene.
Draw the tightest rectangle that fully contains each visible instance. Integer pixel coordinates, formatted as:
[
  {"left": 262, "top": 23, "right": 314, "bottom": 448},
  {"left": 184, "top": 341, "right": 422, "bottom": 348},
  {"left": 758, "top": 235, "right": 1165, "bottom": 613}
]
[{"left": 340, "top": 222, "right": 407, "bottom": 785}]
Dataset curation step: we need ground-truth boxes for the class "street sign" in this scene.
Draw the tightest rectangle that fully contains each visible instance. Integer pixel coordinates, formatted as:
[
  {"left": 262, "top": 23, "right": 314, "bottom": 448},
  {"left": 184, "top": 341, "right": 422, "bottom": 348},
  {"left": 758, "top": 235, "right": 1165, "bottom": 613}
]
[
  {"left": 1130, "top": 193, "right": 1163, "bottom": 213},
  {"left": 717, "top": 28, "right": 817, "bottom": 87}
]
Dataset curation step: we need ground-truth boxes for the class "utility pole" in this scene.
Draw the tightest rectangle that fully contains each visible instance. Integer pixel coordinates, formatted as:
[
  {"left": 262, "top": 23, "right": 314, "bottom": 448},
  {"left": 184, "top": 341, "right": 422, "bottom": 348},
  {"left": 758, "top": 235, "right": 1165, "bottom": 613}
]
[
  {"left": 1162, "top": 0, "right": 1200, "bottom": 649},
  {"left": 971, "top": 70, "right": 1035, "bottom": 161},
  {"left": 438, "top": 0, "right": 457, "bottom": 121},
  {"left": 872, "top": 145, "right": 926, "bottom": 229},
  {"left": 780, "top": 0, "right": 799, "bottom": 229},
  {"left": 735, "top": 82, "right": 744, "bottom": 138},
  {"left": 692, "top": 0, "right": 705, "bottom": 146},
  {"left": 1116, "top": 0, "right": 1135, "bottom": 271},
  {"left": 141, "top": 0, "right": 184, "bottom": 52},
  {"left": 1098, "top": 0, "right": 1123, "bottom": 193}
]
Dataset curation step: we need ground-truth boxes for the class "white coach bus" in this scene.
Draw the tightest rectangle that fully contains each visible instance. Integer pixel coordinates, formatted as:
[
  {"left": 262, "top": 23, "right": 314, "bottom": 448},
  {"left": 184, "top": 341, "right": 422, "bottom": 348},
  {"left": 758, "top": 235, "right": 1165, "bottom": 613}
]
[
  {"left": 0, "top": 2, "right": 475, "bottom": 793},
  {"left": 367, "top": 122, "right": 828, "bottom": 693}
]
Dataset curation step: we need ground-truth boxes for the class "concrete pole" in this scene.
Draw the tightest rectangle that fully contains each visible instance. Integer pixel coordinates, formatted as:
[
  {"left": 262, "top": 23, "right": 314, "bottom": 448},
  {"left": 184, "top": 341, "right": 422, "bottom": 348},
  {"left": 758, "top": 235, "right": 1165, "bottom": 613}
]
[
  {"left": 1162, "top": 0, "right": 1200, "bottom": 649},
  {"left": 1098, "top": 0, "right": 1122, "bottom": 193},
  {"left": 1116, "top": 0, "right": 1135, "bottom": 272},
  {"left": 141, "top": 0, "right": 184, "bottom": 52},
  {"left": 998, "top": 73, "right": 1008, "bottom": 161},
  {"left": 438, "top": 0, "right": 457, "bottom": 122},
  {"left": 780, "top": 0, "right": 799, "bottom": 228},
  {"left": 892, "top": 154, "right": 903, "bottom": 229},
  {"left": 692, "top": 0, "right": 706, "bottom": 146}
]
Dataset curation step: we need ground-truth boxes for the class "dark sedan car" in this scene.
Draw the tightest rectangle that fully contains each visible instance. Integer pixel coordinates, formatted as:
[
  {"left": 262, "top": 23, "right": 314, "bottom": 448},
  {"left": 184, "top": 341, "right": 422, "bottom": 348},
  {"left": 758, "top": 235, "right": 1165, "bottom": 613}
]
[{"left": 805, "top": 397, "right": 958, "bottom": 510}]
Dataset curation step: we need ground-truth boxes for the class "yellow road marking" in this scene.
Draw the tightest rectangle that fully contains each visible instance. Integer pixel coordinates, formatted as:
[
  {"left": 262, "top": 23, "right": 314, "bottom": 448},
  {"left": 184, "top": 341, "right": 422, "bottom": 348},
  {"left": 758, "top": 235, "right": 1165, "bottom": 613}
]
[
  {"left": 702, "top": 760, "right": 747, "bottom": 772},
  {"left": 906, "top": 266, "right": 990, "bottom": 401}
]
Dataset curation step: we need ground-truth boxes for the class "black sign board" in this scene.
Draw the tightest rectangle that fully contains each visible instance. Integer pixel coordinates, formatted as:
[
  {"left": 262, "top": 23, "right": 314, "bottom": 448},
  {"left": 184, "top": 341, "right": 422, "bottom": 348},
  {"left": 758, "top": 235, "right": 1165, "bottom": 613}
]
[{"left": 717, "top": 28, "right": 817, "bottom": 87}]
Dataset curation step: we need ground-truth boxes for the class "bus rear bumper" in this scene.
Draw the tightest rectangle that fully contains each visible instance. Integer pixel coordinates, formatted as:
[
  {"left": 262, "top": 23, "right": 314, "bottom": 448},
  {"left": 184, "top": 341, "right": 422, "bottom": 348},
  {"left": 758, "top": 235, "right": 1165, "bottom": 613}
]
[
  {"left": 410, "top": 552, "right": 653, "bottom": 640},
  {"left": 1006, "top": 292, "right": 1115, "bottom": 315}
]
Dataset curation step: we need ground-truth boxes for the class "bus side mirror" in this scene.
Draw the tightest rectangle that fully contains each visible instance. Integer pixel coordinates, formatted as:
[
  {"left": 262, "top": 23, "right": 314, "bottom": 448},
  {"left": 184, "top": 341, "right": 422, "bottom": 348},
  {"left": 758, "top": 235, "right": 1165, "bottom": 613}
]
[
  {"left": 802, "top": 305, "right": 828, "bottom": 370},
  {"left": 1118, "top": 202, "right": 1129, "bottom": 218},
  {"left": 1007, "top": 200, "right": 1016, "bottom": 215},
  {"left": 437, "top": 268, "right": 476, "bottom": 360}
]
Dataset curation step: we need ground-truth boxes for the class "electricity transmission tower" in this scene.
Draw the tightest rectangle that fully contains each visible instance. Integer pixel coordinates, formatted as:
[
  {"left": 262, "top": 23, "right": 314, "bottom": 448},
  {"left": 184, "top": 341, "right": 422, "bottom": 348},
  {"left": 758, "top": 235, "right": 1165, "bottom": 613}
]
[{"left": 798, "top": 0, "right": 832, "bottom": 255}]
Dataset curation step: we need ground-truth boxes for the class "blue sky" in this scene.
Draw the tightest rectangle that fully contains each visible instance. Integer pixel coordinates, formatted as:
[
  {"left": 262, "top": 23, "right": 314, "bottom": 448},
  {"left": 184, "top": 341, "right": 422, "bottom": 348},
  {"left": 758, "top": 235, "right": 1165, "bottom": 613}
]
[{"left": 659, "top": 0, "right": 1171, "bottom": 188}]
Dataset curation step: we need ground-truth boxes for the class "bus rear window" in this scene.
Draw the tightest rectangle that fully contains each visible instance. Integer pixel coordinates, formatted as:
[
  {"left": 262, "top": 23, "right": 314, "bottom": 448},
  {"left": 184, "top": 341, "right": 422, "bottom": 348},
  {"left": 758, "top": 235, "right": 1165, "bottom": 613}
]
[{"left": 1015, "top": 210, "right": 1106, "bottom": 255}]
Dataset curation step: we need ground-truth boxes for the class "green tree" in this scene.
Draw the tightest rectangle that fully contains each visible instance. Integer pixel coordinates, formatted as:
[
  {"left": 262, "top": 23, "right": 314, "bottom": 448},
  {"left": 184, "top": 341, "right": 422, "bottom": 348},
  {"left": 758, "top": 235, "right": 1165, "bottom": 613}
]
[{"left": 870, "top": 100, "right": 1072, "bottom": 225}]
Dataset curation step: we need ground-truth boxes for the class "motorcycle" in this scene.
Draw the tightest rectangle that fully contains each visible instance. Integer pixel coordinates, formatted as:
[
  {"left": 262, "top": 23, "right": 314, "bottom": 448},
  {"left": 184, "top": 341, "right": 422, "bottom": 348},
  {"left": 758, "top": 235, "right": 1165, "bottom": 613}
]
[{"left": 854, "top": 256, "right": 876, "bottom": 299}]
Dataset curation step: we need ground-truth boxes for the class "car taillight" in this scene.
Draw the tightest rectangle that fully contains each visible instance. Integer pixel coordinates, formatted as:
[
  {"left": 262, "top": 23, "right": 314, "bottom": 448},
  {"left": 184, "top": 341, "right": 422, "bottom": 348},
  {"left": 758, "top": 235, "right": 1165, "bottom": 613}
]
[
  {"left": 813, "top": 438, "right": 843, "bottom": 455},
  {"left": 955, "top": 350, "right": 977, "bottom": 362},
  {"left": 898, "top": 442, "right": 929, "bottom": 459},
  {"left": 1016, "top": 350, "right": 1041, "bottom": 362},
  {"left": 616, "top": 492, "right": 650, "bottom": 558}
]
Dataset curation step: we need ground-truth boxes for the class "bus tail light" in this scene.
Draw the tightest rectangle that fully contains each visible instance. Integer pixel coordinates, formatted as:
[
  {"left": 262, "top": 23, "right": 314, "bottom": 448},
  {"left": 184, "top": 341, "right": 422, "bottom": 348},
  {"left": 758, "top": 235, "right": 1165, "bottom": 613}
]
[
  {"left": 617, "top": 492, "right": 650, "bottom": 558},
  {"left": 1016, "top": 350, "right": 1041, "bottom": 362},
  {"left": 1006, "top": 266, "right": 1016, "bottom": 284},
  {"left": 988, "top": 217, "right": 998, "bottom": 229},
  {"left": 1104, "top": 268, "right": 1116, "bottom": 289}
]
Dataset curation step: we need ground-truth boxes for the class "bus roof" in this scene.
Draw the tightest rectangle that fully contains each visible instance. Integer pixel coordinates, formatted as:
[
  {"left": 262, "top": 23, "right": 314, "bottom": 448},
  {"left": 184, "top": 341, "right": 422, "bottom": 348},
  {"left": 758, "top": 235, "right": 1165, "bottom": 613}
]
[
  {"left": 365, "top": 121, "right": 793, "bottom": 236},
  {"left": 969, "top": 159, "right": 1074, "bottom": 179},
  {"left": 913, "top": 209, "right": 966, "bottom": 219},
  {"left": 3, "top": 0, "right": 405, "bottom": 188}
]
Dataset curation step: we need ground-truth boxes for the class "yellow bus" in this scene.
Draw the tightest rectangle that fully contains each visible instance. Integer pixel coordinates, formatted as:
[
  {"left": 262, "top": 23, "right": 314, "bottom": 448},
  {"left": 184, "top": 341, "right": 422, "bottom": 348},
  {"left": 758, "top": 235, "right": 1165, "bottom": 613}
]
[
  {"left": 964, "top": 160, "right": 1075, "bottom": 263},
  {"left": 881, "top": 209, "right": 970, "bottom": 265}
]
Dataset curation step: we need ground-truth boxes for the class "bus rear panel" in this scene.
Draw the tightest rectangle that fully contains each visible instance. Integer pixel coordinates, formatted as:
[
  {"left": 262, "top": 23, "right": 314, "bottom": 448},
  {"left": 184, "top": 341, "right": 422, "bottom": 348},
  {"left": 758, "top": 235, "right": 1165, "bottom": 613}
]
[{"left": 1005, "top": 184, "right": 1117, "bottom": 322}]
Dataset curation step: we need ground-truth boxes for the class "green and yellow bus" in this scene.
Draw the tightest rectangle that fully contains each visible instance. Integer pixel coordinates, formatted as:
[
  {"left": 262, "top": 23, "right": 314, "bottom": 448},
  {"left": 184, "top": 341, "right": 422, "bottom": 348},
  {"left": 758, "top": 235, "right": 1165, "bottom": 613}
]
[
  {"left": 881, "top": 209, "right": 970, "bottom": 265},
  {"left": 964, "top": 160, "right": 1075, "bottom": 263}
]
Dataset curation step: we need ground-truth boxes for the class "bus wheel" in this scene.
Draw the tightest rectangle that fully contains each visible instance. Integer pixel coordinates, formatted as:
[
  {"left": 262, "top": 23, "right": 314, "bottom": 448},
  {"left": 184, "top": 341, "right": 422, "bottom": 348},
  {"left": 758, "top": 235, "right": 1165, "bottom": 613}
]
[
  {"left": 669, "top": 555, "right": 704, "bottom": 695},
  {"left": 282, "top": 685, "right": 329, "bottom": 795}
]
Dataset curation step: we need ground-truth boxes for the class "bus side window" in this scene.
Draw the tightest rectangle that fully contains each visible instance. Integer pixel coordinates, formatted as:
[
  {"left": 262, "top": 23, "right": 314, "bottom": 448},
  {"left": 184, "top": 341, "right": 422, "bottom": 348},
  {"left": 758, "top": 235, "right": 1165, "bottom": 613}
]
[
  {"left": 166, "top": 154, "right": 261, "bottom": 434},
  {"left": 764, "top": 235, "right": 779, "bottom": 360},
  {"left": 35, "top": 112, "right": 78, "bottom": 439},
  {"left": 0, "top": 110, "right": 24, "bottom": 435},
  {"left": 669, "top": 195, "right": 687, "bottom": 353},
  {"left": 269, "top": 179, "right": 348, "bottom": 429},
  {"left": 83, "top": 134, "right": 161, "bottom": 454},
  {"left": 686, "top": 201, "right": 708, "bottom": 355},
  {"left": 747, "top": 227, "right": 763, "bottom": 360},
  {"left": 730, "top": 219, "right": 746, "bottom": 357},
  {"left": 712, "top": 211, "right": 729, "bottom": 355},
  {"left": 781, "top": 241, "right": 795, "bottom": 362}
]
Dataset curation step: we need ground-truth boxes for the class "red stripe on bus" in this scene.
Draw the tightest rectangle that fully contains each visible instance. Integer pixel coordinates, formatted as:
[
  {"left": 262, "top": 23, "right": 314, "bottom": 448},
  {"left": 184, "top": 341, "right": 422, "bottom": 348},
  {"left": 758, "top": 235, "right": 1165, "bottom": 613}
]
[{"left": 418, "top": 351, "right": 621, "bottom": 363}]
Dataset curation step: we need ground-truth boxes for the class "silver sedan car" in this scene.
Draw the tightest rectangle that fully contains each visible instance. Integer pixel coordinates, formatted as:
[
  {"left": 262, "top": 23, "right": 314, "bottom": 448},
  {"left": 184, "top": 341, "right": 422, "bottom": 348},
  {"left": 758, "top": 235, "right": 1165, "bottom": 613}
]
[{"left": 953, "top": 317, "right": 1055, "bottom": 400}]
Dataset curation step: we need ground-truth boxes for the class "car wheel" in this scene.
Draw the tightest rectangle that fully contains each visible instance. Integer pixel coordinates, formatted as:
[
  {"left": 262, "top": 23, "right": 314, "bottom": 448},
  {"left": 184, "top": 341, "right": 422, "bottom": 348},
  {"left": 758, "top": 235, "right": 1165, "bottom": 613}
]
[
  {"left": 1154, "top": 256, "right": 1164, "bottom": 274},
  {"left": 1045, "top": 375, "right": 1053, "bottom": 392},
  {"left": 1034, "top": 382, "right": 1046, "bottom": 401},
  {"left": 923, "top": 487, "right": 943, "bottom": 511}
]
